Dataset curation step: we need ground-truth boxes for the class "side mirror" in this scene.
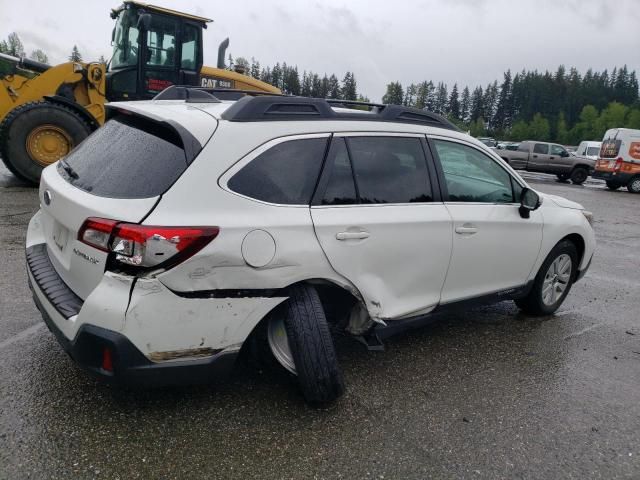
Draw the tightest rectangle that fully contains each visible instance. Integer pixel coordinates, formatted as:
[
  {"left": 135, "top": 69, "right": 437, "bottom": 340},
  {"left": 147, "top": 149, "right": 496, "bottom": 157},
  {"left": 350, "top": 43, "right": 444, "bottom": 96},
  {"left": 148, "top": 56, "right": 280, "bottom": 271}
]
[
  {"left": 519, "top": 188, "right": 542, "bottom": 219},
  {"left": 561, "top": 151, "right": 570, "bottom": 158},
  {"left": 137, "top": 13, "right": 152, "bottom": 31}
]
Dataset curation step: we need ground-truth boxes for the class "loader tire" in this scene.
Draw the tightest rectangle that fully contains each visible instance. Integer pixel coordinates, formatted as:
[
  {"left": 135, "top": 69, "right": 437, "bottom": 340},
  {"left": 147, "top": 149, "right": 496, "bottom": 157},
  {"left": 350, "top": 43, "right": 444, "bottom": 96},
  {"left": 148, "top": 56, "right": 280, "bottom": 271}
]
[
  {"left": 0, "top": 101, "right": 92, "bottom": 184},
  {"left": 280, "top": 284, "right": 345, "bottom": 405}
]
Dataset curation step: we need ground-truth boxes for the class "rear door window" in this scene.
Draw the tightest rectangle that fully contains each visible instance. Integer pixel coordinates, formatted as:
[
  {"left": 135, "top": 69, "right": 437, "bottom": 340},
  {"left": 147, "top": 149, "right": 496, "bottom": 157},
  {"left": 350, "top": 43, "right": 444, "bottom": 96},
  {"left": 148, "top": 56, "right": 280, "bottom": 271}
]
[
  {"left": 346, "top": 137, "right": 433, "bottom": 203},
  {"left": 533, "top": 143, "right": 549, "bottom": 154},
  {"left": 58, "top": 116, "right": 188, "bottom": 199},
  {"left": 228, "top": 138, "right": 328, "bottom": 205}
]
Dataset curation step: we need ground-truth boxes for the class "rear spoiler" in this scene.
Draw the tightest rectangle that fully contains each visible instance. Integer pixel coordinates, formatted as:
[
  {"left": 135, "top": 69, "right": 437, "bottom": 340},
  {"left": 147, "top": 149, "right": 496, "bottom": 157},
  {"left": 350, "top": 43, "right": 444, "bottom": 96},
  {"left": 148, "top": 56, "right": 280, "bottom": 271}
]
[{"left": 105, "top": 104, "right": 202, "bottom": 165}]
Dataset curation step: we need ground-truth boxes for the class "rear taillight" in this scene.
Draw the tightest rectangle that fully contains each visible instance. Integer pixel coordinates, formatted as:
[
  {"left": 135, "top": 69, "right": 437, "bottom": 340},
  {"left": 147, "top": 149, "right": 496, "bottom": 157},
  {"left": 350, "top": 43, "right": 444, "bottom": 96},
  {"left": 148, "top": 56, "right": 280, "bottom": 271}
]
[
  {"left": 614, "top": 157, "right": 623, "bottom": 171},
  {"left": 78, "top": 217, "right": 219, "bottom": 270}
]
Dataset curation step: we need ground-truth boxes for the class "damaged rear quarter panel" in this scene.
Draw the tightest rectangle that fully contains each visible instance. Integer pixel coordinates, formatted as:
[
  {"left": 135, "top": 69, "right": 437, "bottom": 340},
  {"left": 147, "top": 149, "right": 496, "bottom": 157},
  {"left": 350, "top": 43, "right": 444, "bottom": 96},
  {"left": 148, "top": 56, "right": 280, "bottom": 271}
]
[{"left": 123, "top": 277, "right": 287, "bottom": 360}]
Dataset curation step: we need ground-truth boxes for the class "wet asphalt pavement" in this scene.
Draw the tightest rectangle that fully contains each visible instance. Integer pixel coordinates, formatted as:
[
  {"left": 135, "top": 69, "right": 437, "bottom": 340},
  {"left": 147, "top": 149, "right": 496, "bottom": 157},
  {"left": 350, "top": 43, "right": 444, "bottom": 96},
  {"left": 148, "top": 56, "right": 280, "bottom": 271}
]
[{"left": 1, "top": 165, "right": 639, "bottom": 479}]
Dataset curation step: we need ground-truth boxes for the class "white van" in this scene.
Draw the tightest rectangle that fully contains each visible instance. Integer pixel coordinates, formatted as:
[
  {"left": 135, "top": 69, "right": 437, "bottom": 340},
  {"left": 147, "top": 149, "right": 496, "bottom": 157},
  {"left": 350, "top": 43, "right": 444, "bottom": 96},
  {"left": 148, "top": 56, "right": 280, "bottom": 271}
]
[
  {"left": 576, "top": 141, "right": 602, "bottom": 161},
  {"left": 593, "top": 128, "right": 640, "bottom": 192}
]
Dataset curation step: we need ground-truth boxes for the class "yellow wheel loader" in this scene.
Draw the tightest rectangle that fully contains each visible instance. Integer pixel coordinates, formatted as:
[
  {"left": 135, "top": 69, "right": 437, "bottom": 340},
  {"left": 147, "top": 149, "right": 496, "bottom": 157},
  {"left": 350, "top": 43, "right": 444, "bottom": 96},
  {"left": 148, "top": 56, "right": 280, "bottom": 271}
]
[{"left": 0, "top": 1, "right": 279, "bottom": 184}]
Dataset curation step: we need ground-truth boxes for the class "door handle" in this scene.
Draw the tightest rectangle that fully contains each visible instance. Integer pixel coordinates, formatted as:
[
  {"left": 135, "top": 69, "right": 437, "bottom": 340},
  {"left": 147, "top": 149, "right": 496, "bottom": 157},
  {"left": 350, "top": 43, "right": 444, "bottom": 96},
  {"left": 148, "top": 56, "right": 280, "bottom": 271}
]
[
  {"left": 336, "top": 231, "right": 370, "bottom": 241},
  {"left": 532, "top": 155, "right": 538, "bottom": 158},
  {"left": 550, "top": 156, "right": 555, "bottom": 160},
  {"left": 455, "top": 225, "right": 478, "bottom": 235}
]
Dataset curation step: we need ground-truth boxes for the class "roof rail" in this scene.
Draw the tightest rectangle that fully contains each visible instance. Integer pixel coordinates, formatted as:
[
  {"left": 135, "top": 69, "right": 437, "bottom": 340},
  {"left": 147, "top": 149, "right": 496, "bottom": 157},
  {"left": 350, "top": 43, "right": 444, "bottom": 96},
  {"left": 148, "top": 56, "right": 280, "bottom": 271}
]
[{"left": 220, "top": 96, "right": 460, "bottom": 130}]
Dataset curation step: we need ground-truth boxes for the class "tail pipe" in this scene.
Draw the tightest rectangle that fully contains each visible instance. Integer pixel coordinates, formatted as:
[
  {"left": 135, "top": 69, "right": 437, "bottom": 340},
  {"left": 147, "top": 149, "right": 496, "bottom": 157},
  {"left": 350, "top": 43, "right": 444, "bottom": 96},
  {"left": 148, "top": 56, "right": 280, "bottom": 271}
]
[{"left": 217, "top": 38, "right": 229, "bottom": 69}]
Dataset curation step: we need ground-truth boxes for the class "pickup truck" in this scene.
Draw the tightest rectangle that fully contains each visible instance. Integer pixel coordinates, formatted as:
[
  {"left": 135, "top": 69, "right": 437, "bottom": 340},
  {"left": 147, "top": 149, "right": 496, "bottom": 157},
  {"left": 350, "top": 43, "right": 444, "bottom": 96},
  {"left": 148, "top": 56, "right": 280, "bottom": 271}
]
[{"left": 498, "top": 141, "right": 595, "bottom": 184}]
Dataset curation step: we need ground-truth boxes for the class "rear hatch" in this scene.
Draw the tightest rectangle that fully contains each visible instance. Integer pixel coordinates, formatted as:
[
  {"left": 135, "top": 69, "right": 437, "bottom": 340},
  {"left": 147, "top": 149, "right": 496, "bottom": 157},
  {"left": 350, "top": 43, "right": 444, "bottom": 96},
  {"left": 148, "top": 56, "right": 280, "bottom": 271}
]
[
  {"left": 39, "top": 102, "right": 217, "bottom": 300},
  {"left": 595, "top": 129, "right": 621, "bottom": 172}
]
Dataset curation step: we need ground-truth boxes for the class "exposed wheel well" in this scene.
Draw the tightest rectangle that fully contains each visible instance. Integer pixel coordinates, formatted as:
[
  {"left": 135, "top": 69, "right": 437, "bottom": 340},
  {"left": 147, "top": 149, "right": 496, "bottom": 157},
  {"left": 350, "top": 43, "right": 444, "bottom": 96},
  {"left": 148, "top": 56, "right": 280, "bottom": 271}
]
[{"left": 242, "top": 279, "right": 360, "bottom": 347}]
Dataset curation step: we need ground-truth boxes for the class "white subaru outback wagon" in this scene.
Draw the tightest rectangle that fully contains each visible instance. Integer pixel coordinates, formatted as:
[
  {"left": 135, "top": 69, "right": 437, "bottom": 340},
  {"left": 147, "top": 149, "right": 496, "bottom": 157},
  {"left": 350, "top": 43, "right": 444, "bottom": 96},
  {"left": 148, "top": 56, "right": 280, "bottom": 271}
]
[{"left": 26, "top": 88, "right": 595, "bottom": 404}]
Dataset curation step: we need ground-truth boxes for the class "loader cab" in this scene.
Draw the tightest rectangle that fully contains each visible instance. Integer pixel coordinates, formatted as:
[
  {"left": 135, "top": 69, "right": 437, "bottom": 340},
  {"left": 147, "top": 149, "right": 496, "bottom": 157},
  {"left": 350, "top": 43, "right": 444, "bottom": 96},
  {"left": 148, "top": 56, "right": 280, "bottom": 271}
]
[{"left": 107, "top": 1, "right": 210, "bottom": 101}]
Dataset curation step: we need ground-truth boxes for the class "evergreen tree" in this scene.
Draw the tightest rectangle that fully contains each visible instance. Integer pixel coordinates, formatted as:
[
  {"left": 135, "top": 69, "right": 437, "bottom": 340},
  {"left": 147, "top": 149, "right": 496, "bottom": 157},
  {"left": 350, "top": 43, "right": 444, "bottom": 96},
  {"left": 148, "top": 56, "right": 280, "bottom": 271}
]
[
  {"left": 98, "top": 54, "right": 106, "bottom": 64},
  {"left": 301, "top": 71, "right": 312, "bottom": 97},
  {"left": 493, "top": 70, "right": 513, "bottom": 133},
  {"left": 327, "top": 74, "right": 340, "bottom": 99},
  {"left": 341, "top": 72, "right": 357, "bottom": 101},
  {"left": 0, "top": 40, "right": 8, "bottom": 54},
  {"left": 415, "top": 81, "right": 430, "bottom": 110},
  {"left": 69, "top": 45, "right": 82, "bottom": 62},
  {"left": 448, "top": 84, "right": 460, "bottom": 120},
  {"left": 250, "top": 58, "right": 260, "bottom": 79},
  {"left": 425, "top": 81, "right": 436, "bottom": 111},
  {"left": 404, "top": 83, "right": 417, "bottom": 107},
  {"left": 470, "top": 86, "right": 484, "bottom": 123},
  {"left": 460, "top": 86, "right": 471, "bottom": 123},
  {"left": 382, "top": 82, "right": 404, "bottom": 105},
  {"left": 434, "top": 82, "right": 448, "bottom": 115}
]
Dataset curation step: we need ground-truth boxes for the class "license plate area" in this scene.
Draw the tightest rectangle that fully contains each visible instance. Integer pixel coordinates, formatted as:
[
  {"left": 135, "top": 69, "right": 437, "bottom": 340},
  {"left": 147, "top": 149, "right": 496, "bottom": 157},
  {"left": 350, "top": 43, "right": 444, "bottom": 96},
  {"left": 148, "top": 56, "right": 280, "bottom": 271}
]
[
  {"left": 51, "top": 222, "right": 70, "bottom": 253},
  {"left": 609, "top": 160, "right": 616, "bottom": 168}
]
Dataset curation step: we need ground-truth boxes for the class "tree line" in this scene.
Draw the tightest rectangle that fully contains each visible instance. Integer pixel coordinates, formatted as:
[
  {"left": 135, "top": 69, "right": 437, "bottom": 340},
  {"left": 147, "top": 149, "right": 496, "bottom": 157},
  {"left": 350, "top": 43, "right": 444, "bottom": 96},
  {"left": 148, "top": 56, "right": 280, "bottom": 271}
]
[
  {"left": 380, "top": 66, "right": 639, "bottom": 144},
  {"left": 3, "top": 30, "right": 639, "bottom": 144},
  {"left": 231, "top": 55, "right": 367, "bottom": 103}
]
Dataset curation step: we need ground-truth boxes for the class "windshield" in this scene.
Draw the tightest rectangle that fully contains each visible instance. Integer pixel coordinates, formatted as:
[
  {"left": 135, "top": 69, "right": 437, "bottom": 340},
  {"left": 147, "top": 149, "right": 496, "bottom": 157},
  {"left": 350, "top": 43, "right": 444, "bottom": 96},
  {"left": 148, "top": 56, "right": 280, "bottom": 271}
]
[{"left": 111, "top": 9, "right": 139, "bottom": 69}]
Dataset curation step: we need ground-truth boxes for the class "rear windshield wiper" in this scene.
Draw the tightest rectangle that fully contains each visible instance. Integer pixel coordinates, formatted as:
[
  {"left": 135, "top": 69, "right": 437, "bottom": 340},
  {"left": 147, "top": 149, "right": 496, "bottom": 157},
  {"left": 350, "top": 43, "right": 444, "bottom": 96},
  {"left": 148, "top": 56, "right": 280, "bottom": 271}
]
[{"left": 59, "top": 159, "right": 79, "bottom": 179}]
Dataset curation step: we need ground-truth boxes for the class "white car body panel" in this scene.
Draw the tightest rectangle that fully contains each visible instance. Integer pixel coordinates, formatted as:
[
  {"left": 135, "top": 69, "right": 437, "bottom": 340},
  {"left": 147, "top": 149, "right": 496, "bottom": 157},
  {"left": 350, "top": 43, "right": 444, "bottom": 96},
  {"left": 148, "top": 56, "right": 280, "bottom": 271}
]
[
  {"left": 38, "top": 166, "right": 158, "bottom": 299},
  {"left": 441, "top": 203, "right": 543, "bottom": 303},
  {"left": 24, "top": 98, "right": 596, "bottom": 373},
  {"left": 311, "top": 203, "right": 452, "bottom": 320}
]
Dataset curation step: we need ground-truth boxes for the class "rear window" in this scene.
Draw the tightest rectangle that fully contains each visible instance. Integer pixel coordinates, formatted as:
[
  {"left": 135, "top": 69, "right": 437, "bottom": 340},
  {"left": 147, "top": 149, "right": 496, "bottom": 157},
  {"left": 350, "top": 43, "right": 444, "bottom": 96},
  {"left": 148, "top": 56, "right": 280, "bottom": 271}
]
[
  {"left": 586, "top": 147, "right": 600, "bottom": 156},
  {"left": 601, "top": 138, "right": 621, "bottom": 158},
  {"left": 228, "top": 138, "right": 328, "bottom": 205},
  {"left": 58, "top": 116, "right": 187, "bottom": 198}
]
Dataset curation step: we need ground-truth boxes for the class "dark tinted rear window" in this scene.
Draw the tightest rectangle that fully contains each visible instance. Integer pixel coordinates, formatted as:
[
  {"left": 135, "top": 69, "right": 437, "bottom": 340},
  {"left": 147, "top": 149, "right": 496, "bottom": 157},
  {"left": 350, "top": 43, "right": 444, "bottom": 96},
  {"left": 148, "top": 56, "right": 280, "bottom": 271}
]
[
  {"left": 228, "top": 138, "right": 327, "bottom": 205},
  {"left": 533, "top": 143, "right": 548, "bottom": 154},
  {"left": 347, "top": 137, "right": 432, "bottom": 203},
  {"left": 58, "top": 116, "right": 187, "bottom": 198}
]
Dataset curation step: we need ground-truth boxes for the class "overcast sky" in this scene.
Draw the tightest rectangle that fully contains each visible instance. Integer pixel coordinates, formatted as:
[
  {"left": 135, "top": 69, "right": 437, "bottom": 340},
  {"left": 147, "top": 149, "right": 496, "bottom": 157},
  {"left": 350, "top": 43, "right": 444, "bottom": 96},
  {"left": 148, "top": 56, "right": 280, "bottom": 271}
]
[{"left": 2, "top": 0, "right": 639, "bottom": 101}]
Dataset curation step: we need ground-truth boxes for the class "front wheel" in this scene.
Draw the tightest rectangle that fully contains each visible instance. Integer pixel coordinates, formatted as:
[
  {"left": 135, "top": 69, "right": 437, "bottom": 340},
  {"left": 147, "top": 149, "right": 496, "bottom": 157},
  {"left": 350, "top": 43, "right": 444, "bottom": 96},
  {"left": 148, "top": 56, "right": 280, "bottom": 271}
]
[
  {"left": 606, "top": 181, "right": 621, "bottom": 191},
  {"left": 515, "top": 240, "right": 578, "bottom": 316},
  {"left": 570, "top": 167, "right": 588, "bottom": 185},
  {"left": 627, "top": 176, "right": 640, "bottom": 194}
]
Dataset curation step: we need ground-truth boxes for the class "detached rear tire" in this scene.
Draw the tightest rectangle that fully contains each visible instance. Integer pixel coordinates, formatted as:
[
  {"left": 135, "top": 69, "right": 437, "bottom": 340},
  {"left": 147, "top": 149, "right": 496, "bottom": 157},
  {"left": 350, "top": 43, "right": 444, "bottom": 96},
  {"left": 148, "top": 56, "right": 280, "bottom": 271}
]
[
  {"left": 273, "top": 284, "right": 345, "bottom": 404},
  {"left": 556, "top": 173, "right": 570, "bottom": 183},
  {"left": 0, "top": 101, "right": 92, "bottom": 184},
  {"left": 516, "top": 240, "right": 578, "bottom": 316},
  {"left": 570, "top": 167, "right": 588, "bottom": 185},
  {"left": 606, "top": 181, "right": 621, "bottom": 191}
]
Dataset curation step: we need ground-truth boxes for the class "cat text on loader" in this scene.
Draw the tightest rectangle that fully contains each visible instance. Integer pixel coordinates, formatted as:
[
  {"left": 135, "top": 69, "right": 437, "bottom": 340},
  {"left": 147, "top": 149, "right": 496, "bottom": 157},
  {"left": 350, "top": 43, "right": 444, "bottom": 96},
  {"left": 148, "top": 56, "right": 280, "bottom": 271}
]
[{"left": 0, "top": 1, "right": 279, "bottom": 184}]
